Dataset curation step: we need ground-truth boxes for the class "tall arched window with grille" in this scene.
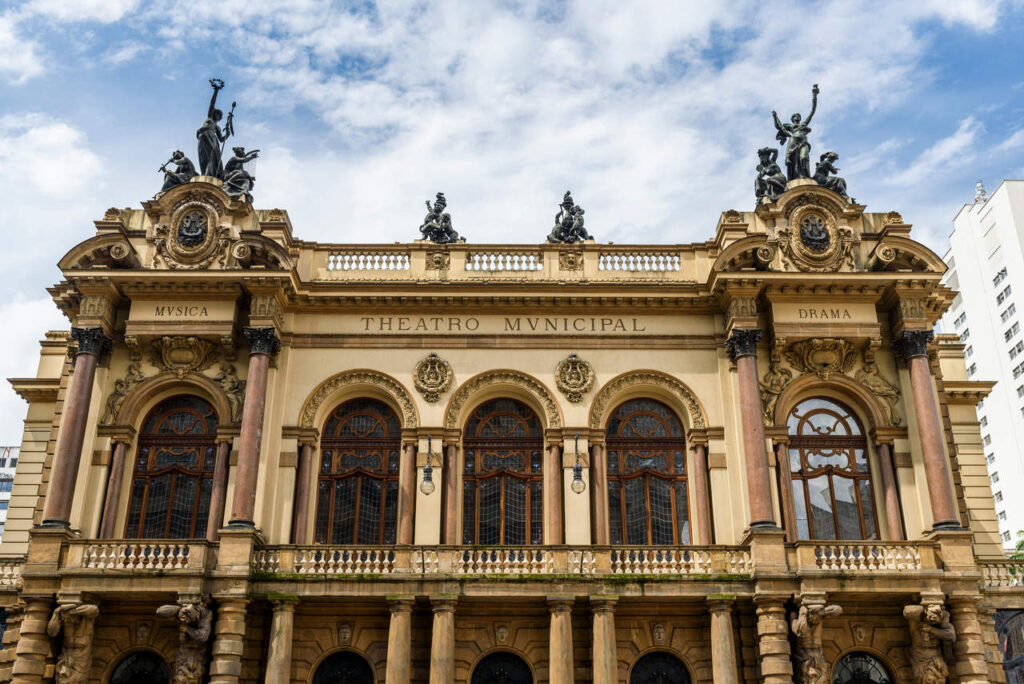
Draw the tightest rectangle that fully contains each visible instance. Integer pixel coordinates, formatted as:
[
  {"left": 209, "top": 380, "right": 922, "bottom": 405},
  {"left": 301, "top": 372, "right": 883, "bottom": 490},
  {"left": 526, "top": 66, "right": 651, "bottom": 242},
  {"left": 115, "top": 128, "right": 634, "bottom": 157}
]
[
  {"left": 125, "top": 395, "right": 219, "bottom": 539},
  {"left": 787, "top": 397, "right": 879, "bottom": 540},
  {"left": 314, "top": 398, "right": 401, "bottom": 545},
  {"left": 462, "top": 398, "right": 544, "bottom": 545},
  {"left": 605, "top": 398, "right": 690, "bottom": 545}
]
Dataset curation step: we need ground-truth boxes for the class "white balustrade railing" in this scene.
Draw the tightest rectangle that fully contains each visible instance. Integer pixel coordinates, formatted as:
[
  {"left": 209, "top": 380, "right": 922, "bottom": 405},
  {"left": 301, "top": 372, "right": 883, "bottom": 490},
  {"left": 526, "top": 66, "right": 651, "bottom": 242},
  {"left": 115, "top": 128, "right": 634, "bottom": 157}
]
[
  {"left": 980, "top": 561, "right": 1024, "bottom": 588},
  {"left": 454, "top": 548, "right": 553, "bottom": 574},
  {"left": 465, "top": 251, "right": 543, "bottom": 272},
  {"left": 82, "top": 542, "right": 191, "bottom": 570},
  {"left": 814, "top": 544, "right": 922, "bottom": 571},
  {"left": 252, "top": 548, "right": 280, "bottom": 574},
  {"left": 327, "top": 250, "right": 410, "bottom": 271},
  {"left": 294, "top": 548, "right": 395, "bottom": 575},
  {"left": 610, "top": 548, "right": 712, "bottom": 575},
  {"left": 598, "top": 251, "right": 680, "bottom": 272},
  {"left": 724, "top": 548, "right": 753, "bottom": 574}
]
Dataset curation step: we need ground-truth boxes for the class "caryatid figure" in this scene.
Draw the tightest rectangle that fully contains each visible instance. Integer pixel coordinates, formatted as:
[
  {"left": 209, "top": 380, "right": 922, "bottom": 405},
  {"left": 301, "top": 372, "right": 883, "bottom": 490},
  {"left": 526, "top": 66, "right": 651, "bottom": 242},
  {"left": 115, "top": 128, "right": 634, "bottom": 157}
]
[
  {"left": 47, "top": 602, "right": 100, "bottom": 684},
  {"left": 157, "top": 600, "right": 214, "bottom": 684},
  {"left": 790, "top": 601, "right": 842, "bottom": 684},
  {"left": 903, "top": 603, "right": 955, "bottom": 684}
]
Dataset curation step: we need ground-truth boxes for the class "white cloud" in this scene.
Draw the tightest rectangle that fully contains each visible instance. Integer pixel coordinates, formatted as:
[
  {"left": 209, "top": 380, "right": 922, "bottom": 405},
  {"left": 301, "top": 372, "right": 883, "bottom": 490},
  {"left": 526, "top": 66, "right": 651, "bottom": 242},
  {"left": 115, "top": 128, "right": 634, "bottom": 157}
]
[
  {"left": 0, "top": 15, "right": 44, "bottom": 84},
  {"left": 890, "top": 117, "right": 983, "bottom": 186},
  {"left": 25, "top": 0, "right": 140, "bottom": 23},
  {"left": 0, "top": 297, "right": 68, "bottom": 447},
  {"left": 0, "top": 114, "right": 102, "bottom": 197},
  {"left": 102, "top": 42, "right": 146, "bottom": 65},
  {"left": 997, "top": 129, "right": 1024, "bottom": 152}
]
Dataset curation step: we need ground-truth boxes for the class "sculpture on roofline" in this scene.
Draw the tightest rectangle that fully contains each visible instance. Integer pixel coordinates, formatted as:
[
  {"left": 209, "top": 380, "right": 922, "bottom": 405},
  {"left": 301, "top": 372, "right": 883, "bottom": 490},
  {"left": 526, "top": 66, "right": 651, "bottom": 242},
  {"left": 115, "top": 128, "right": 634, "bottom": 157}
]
[
  {"left": 419, "top": 192, "right": 464, "bottom": 244},
  {"left": 156, "top": 79, "right": 261, "bottom": 201},
  {"left": 812, "top": 151, "right": 851, "bottom": 201},
  {"left": 547, "top": 191, "right": 593, "bottom": 243},
  {"left": 755, "top": 147, "right": 787, "bottom": 204},
  {"left": 773, "top": 83, "right": 819, "bottom": 180}
]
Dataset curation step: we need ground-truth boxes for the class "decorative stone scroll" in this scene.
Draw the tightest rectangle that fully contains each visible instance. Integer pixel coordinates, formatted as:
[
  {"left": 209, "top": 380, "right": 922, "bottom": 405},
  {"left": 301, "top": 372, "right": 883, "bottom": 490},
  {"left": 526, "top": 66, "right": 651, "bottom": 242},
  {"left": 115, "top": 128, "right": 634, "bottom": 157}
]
[
  {"left": 785, "top": 338, "right": 857, "bottom": 380},
  {"left": 555, "top": 353, "right": 594, "bottom": 403},
  {"left": 414, "top": 353, "right": 453, "bottom": 403},
  {"left": 301, "top": 370, "right": 417, "bottom": 428},
  {"left": 47, "top": 602, "right": 100, "bottom": 684},
  {"left": 446, "top": 370, "right": 562, "bottom": 429},
  {"left": 903, "top": 603, "right": 955, "bottom": 684},
  {"left": 588, "top": 370, "right": 706, "bottom": 430},
  {"left": 789, "top": 600, "right": 842, "bottom": 684},
  {"left": 157, "top": 600, "right": 214, "bottom": 684}
]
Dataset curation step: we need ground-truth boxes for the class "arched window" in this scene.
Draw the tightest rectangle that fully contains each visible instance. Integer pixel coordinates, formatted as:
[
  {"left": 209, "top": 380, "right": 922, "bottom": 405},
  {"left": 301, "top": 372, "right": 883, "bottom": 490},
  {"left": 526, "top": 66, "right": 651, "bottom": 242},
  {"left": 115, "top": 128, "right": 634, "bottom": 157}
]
[
  {"left": 109, "top": 650, "right": 170, "bottom": 684},
  {"left": 606, "top": 399, "right": 689, "bottom": 545},
  {"left": 832, "top": 652, "right": 892, "bottom": 684},
  {"left": 313, "top": 651, "right": 375, "bottom": 684},
  {"left": 787, "top": 398, "right": 878, "bottom": 540},
  {"left": 471, "top": 652, "right": 533, "bottom": 684},
  {"left": 314, "top": 398, "right": 401, "bottom": 545},
  {"left": 462, "top": 398, "right": 544, "bottom": 545},
  {"left": 126, "top": 396, "right": 219, "bottom": 538},
  {"left": 630, "top": 652, "right": 692, "bottom": 684}
]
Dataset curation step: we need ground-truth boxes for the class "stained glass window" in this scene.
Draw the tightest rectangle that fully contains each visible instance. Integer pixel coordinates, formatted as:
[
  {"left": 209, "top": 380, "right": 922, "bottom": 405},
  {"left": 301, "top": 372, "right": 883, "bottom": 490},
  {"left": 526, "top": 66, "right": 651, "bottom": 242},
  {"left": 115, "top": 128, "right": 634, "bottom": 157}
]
[
  {"left": 462, "top": 399, "right": 544, "bottom": 545},
  {"left": 125, "top": 396, "right": 218, "bottom": 539},
  {"left": 312, "top": 651, "right": 374, "bottom": 684},
  {"left": 832, "top": 652, "right": 892, "bottom": 684},
  {"left": 314, "top": 399, "right": 401, "bottom": 545},
  {"left": 606, "top": 399, "right": 689, "bottom": 545},
  {"left": 471, "top": 652, "right": 533, "bottom": 684},
  {"left": 110, "top": 651, "right": 171, "bottom": 684},
  {"left": 787, "top": 398, "right": 878, "bottom": 540},
  {"left": 630, "top": 651, "right": 692, "bottom": 684}
]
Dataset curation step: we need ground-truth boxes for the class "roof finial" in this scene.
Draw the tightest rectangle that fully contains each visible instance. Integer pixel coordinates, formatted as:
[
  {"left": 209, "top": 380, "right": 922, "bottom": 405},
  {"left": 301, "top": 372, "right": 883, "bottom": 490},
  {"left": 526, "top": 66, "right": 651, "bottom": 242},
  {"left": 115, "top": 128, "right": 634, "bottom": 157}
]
[{"left": 975, "top": 179, "right": 988, "bottom": 204}]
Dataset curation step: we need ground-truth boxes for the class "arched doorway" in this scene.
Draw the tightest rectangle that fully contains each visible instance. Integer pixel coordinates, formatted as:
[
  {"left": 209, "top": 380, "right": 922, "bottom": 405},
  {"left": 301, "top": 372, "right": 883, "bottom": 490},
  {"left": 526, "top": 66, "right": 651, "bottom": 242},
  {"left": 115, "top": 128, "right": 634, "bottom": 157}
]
[
  {"left": 630, "top": 651, "right": 692, "bottom": 684},
  {"left": 312, "top": 651, "right": 374, "bottom": 684},
  {"left": 471, "top": 652, "right": 532, "bottom": 684},
  {"left": 109, "top": 650, "right": 170, "bottom": 684},
  {"left": 831, "top": 652, "right": 892, "bottom": 683}
]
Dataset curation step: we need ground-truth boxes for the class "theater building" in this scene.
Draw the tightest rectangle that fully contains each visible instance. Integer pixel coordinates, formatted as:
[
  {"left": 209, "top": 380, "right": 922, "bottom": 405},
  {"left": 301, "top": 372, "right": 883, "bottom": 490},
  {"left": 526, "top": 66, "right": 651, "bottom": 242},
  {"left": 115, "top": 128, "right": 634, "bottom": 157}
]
[{"left": 0, "top": 173, "right": 1021, "bottom": 684}]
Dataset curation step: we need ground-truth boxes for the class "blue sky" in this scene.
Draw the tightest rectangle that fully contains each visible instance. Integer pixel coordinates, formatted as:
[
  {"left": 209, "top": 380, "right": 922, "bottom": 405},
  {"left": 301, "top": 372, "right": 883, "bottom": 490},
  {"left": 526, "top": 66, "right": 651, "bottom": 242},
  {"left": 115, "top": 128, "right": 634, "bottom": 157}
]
[{"left": 1, "top": 0, "right": 1024, "bottom": 440}]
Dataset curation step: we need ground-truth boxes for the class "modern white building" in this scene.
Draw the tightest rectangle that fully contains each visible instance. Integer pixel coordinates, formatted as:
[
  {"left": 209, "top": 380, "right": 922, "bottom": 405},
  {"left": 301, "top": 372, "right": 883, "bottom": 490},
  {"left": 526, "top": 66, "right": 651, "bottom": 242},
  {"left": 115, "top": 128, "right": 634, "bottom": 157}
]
[
  {"left": 939, "top": 180, "right": 1024, "bottom": 548},
  {"left": 0, "top": 447, "right": 16, "bottom": 542}
]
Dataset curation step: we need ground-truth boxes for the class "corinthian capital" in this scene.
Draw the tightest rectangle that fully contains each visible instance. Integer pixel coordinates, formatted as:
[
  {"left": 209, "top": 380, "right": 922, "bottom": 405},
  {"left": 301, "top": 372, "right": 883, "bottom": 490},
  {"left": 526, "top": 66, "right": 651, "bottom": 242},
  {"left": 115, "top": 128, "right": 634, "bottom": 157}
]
[
  {"left": 726, "top": 328, "right": 762, "bottom": 362},
  {"left": 243, "top": 327, "right": 280, "bottom": 356},
  {"left": 70, "top": 327, "right": 112, "bottom": 357},
  {"left": 895, "top": 329, "right": 933, "bottom": 361}
]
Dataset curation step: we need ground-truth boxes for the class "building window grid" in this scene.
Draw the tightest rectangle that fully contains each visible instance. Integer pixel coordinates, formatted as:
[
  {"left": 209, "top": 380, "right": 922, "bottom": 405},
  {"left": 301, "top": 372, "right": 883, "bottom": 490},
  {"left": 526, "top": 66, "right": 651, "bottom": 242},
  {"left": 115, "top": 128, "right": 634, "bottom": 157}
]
[
  {"left": 954, "top": 312, "right": 968, "bottom": 328},
  {"left": 1007, "top": 322, "right": 1021, "bottom": 341},
  {"left": 998, "top": 285, "right": 1012, "bottom": 305},
  {"left": 1011, "top": 341, "right": 1024, "bottom": 360},
  {"left": 1003, "top": 303, "right": 1017, "bottom": 323},
  {"left": 995, "top": 267, "right": 1010, "bottom": 286},
  {"left": 968, "top": 363, "right": 977, "bottom": 377},
  {"left": 961, "top": 329, "right": 971, "bottom": 342}
]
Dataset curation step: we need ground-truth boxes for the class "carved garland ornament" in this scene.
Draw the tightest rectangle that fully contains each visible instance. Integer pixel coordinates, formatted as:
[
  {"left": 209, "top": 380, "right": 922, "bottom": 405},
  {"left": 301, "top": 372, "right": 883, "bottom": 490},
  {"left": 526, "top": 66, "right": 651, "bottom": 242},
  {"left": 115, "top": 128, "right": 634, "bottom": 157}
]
[
  {"left": 301, "top": 370, "right": 417, "bottom": 427},
  {"left": 588, "top": 371, "right": 706, "bottom": 430},
  {"left": 414, "top": 353, "right": 453, "bottom": 403},
  {"left": 555, "top": 353, "right": 594, "bottom": 403},
  {"left": 446, "top": 371, "right": 562, "bottom": 429}
]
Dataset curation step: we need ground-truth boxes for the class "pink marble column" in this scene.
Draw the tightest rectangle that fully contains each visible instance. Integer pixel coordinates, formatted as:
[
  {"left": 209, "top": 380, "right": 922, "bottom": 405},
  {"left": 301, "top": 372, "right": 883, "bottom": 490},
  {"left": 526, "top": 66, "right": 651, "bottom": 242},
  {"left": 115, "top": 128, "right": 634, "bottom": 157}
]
[
  {"left": 291, "top": 440, "right": 314, "bottom": 544},
  {"left": 98, "top": 439, "right": 128, "bottom": 538},
  {"left": 398, "top": 442, "right": 417, "bottom": 544},
  {"left": 43, "top": 327, "right": 110, "bottom": 527},
  {"left": 443, "top": 443, "right": 458, "bottom": 544},
  {"left": 727, "top": 328, "right": 776, "bottom": 529},
  {"left": 775, "top": 441, "right": 798, "bottom": 542},
  {"left": 899, "top": 330, "right": 960, "bottom": 529},
  {"left": 228, "top": 328, "right": 279, "bottom": 528},
  {"left": 207, "top": 438, "right": 231, "bottom": 542},
  {"left": 589, "top": 444, "right": 609, "bottom": 545},
  {"left": 691, "top": 442, "right": 713, "bottom": 544},
  {"left": 547, "top": 444, "right": 564, "bottom": 544},
  {"left": 875, "top": 441, "right": 905, "bottom": 541}
]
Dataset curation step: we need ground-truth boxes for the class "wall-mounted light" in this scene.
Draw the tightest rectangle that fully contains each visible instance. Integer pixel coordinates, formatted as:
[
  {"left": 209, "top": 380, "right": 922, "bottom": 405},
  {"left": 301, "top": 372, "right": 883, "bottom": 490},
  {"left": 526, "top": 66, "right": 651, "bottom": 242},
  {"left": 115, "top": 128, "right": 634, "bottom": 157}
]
[
  {"left": 420, "top": 434, "right": 436, "bottom": 495},
  {"left": 570, "top": 432, "right": 586, "bottom": 494}
]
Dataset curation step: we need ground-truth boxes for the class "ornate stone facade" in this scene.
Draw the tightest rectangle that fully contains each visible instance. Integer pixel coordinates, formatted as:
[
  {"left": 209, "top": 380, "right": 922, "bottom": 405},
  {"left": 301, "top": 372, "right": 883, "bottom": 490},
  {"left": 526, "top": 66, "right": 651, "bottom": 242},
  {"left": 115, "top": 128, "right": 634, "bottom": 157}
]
[{"left": 0, "top": 177, "right": 1018, "bottom": 684}]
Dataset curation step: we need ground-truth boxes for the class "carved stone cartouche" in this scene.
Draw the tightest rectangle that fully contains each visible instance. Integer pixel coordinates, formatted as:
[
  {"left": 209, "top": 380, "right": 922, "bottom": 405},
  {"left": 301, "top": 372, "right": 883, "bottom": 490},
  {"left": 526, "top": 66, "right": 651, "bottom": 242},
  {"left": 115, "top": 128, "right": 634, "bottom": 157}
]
[
  {"left": 414, "top": 352, "right": 453, "bottom": 403},
  {"left": 555, "top": 353, "right": 595, "bottom": 403}
]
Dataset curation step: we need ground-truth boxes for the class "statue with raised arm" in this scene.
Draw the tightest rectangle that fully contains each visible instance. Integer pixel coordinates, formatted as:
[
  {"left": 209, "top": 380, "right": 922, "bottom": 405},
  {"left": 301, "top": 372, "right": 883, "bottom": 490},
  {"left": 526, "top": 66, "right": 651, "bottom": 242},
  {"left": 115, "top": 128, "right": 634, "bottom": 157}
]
[
  {"left": 773, "top": 84, "right": 819, "bottom": 180},
  {"left": 904, "top": 603, "right": 955, "bottom": 684},
  {"left": 755, "top": 147, "right": 787, "bottom": 203},
  {"left": 790, "top": 601, "right": 843, "bottom": 684},
  {"left": 813, "top": 151, "right": 851, "bottom": 201},
  {"left": 159, "top": 150, "right": 198, "bottom": 193},
  {"left": 419, "top": 192, "right": 463, "bottom": 244},
  {"left": 547, "top": 191, "right": 592, "bottom": 243},
  {"left": 197, "top": 78, "right": 234, "bottom": 178},
  {"left": 47, "top": 602, "right": 100, "bottom": 684},
  {"left": 222, "top": 146, "right": 259, "bottom": 203},
  {"left": 158, "top": 600, "right": 214, "bottom": 684}
]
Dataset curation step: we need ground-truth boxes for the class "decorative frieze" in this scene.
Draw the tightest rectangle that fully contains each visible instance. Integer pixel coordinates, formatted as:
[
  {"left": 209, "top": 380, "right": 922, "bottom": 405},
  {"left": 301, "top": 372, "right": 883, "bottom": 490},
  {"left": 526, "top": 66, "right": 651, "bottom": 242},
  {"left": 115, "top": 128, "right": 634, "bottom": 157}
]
[
  {"left": 414, "top": 353, "right": 453, "bottom": 403},
  {"left": 555, "top": 353, "right": 594, "bottom": 403}
]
